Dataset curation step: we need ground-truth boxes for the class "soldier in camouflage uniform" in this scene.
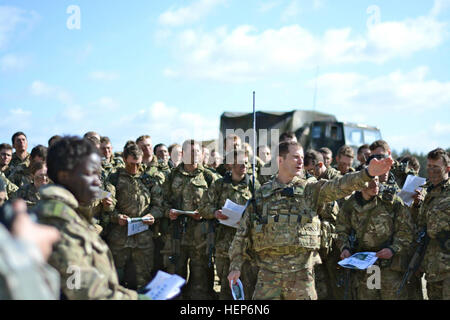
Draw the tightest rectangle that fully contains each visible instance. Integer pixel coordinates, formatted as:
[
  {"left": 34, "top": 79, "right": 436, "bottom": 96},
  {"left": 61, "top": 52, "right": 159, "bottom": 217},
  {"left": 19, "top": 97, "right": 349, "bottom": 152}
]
[
  {"left": 198, "top": 150, "right": 260, "bottom": 300},
  {"left": 34, "top": 137, "right": 147, "bottom": 300},
  {"left": 0, "top": 172, "right": 18, "bottom": 201},
  {"left": 0, "top": 143, "right": 13, "bottom": 178},
  {"left": 258, "top": 132, "right": 299, "bottom": 186},
  {"left": 8, "top": 145, "right": 47, "bottom": 188},
  {"left": 0, "top": 179, "right": 7, "bottom": 207},
  {"left": 105, "top": 143, "right": 165, "bottom": 290},
  {"left": 369, "top": 140, "right": 424, "bottom": 299},
  {"left": 319, "top": 147, "right": 333, "bottom": 169},
  {"left": 0, "top": 199, "right": 60, "bottom": 300},
  {"left": 166, "top": 139, "right": 218, "bottom": 300},
  {"left": 304, "top": 150, "right": 343, "bottom": 300},
  {"left": 334, "top": 145, "right": 356, "bottom": 176},
  {"left": 369, "top": 140, "right": 416, "bottom": 190},
  {"left": 228, "top": 141, "right": 394, "bottom": 300},
  {"left": 9, "top": 132, "right": 30, "bottom": 172},
  {"left": 415, "top": 148, "right": 449, "bottom": 300},
  {"left": 12, "top": 161, "right": 49, "bottom": 208},
  {"left": 336, "top": 176, "right": 414, "bottom": 300},
  {"left": 100, "top": 136, "right": 125, "bottom": 182}
]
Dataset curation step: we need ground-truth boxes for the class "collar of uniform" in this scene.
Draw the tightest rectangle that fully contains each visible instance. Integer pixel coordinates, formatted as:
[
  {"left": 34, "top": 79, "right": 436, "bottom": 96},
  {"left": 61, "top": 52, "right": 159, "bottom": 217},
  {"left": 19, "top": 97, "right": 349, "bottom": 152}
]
[
  {"left": 117, "top": 167, "right": 142, "bottom": 179},
  {"left": 12, "top": 152, "right": 30, "bottom": 162},
  {"left": 223, "top": 171, "right": 250, "bottom": 186},
  {"left": 178, "top": 163, "right": 204, "bottom": 176},
  {"left": 272, "top": 174, "right": 300, "bottom": 191},
  {"left": 354, "top": 191, "right": 377, "bottom": 211},
  {"left": 39, "top": 184, "right": 79, "bottom": 210},
  {"left": 427, "top": 178, "right": 449, "bottom": 192}
]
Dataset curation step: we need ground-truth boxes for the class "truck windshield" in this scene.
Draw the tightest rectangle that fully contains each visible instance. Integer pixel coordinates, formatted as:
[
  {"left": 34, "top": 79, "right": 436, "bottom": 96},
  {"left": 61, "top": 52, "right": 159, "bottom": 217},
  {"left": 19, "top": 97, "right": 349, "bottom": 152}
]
[
  {"left": 344, "top": 125, "right": 382, "bottom": 146},
  {"left": 363, "top": 129, "right": 382, "bottom": 145},
  {"left": 344, "top": 126, "right": 363, "bottom": 146}
]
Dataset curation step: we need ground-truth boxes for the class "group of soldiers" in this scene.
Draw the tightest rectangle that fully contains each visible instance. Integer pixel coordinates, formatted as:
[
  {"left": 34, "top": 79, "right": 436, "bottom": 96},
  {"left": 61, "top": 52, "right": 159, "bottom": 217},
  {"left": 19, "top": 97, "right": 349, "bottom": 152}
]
[{"left": 0, "top": 129, "right": 448, "bottom": 300}]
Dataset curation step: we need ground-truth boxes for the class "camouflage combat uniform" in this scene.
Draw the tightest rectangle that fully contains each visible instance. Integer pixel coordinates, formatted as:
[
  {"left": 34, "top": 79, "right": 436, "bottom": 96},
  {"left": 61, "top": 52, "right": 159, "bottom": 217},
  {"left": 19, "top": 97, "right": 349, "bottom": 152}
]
[
  {"left": 0, "top": 223, "right": 60, "bottom": 300},
  {"left": 163, "top": 163, "right": 217, "bottom": 300},
  {"left": 34, "top": 185, "right": 139, "bottom": 300},
  {"left": 105, "top": 167, "right": 165, "bottom": 290},
  {"left": 101, "top": 156, "right": 125, "bottom": 182},
  {"left": 7, "top": 163, "right": 32, "bottom": 188},
  {"left": 336, "top": 192, "right": 414, "bottom": 300},
  {"left": 417, "top": 179, "right": 450, "bottom": 300},
  {"left": 141, "top": 160, "right": 171, "bottom": 276},
  {"left": 12, "top": 182, "right": 42, "bottom": 208},
  {"left": 9, "top": 152, "right": 30, "bottom": 172},
  {"left": 229, "top": 169, "right": 375, "bottom": 300},
  {"left": 0, "top": 172, "right": 18, "bottom": 200},
  {"left": 198, "top": 172, "right": 260, "bottom": 300}
]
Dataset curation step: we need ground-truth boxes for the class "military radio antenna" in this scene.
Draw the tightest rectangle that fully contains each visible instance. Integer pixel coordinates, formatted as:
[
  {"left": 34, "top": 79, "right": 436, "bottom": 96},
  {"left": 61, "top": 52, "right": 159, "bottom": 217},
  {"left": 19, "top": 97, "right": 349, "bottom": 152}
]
[
  {"left": 313, "top": 65, "right": 320, "bottom": 112},
  {"left": 252, "top": 91, "right": 256, "bottom": 196}
]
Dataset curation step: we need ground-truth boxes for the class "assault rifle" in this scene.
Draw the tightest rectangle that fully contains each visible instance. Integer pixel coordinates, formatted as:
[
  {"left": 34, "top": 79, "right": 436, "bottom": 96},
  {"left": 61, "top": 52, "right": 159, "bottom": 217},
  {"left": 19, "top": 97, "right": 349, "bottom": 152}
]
[{"left": 397, "top": 227, "right": 430, "bottom": 296}]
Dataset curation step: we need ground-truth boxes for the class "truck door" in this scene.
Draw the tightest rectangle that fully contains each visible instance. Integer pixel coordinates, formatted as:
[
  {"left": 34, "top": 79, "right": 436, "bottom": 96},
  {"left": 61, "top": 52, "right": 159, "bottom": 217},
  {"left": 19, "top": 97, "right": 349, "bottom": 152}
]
[{"left": 309, "top": 121, "right": 345, "bottom": 155}]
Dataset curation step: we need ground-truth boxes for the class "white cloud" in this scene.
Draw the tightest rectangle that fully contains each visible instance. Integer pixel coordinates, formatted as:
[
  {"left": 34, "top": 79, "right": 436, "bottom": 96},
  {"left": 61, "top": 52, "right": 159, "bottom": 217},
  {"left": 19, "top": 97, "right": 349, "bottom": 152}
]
[
  {"left": 430, "top": 0, "right": 450, "bottom": 17},
  {"left": 0, "top": 6, "right": 39, "bottom": 50},
  {"left": 159, "top": 0, "right": 227, "bottom": 27},
  {"left": 281, "top": 0, "right": 302, "bottom": 22},
  {"left": 313, "top": 67, "right": 450, "bottom": 114},
  {"left": 258, "top": 0, "right": 283, "bottom": 13},
  {"left": 30, "top": 81, "right": 74, "bottom": 105},
  {"left": 91, "top": 97, "right": 120, "bottom": 110},
  {"left": 89, "top": 71, "right": 120, "bottom": 81},
  {"left": 163, "top": 5, "right": 448, "bottom": 82},
  {"left": 308, "top": 67, "right": 450, "bottom": 153},
  {"left": 0, "top": 53, "right": 28, "bottom": 71}
]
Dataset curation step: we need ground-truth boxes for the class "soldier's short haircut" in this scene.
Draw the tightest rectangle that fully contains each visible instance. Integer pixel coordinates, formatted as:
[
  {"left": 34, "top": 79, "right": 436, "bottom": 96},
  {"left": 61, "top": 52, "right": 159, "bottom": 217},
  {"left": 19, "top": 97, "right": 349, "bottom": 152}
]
[
  {"left": 83, "top": 131, "right": 100, "bottom": 139},
  {"left": 357, "top": 144, "right": 370, "bottom": 155},
  {"left": 369, "top": 140, "right": 390, "bottom": 153},
  {"left": 47, "top": 136, "right": 100, "bottom": 185},
  {"left": 319, "top": 147, "right": 332, "bottom": 156},
  {"left": 30, "top": 145, "right": 48, "bottom": 161},
  {"left": 30, "top": 160, "right": 46, "bottom": 175},
  {"left": 123, "top": 143, "right": 143, "bottom": 160},
  {"left": 225, "top": 149, "right": 249, "bottom": 165},
  {"left": 123, "top": 140, "right": 135, "bottom": 150},
  {"left": 11, "top": 132, "right": 27, "bottom": 145},
  {"left": 400, "top": 155, "right": 420, "bottom": 172},
  {"left": 153, "top": 143, "right": 167, "bottom": 154},
  {"left": 427, "top": 148, "right": 449, "bottom": 167},
  {"left": 48, "top": 135, "right": 62, "bottom": 147},
  {"left": 85, "top": 136, "right": 100, "bottom": 147},
  {"left": 0, "top": 143, "right": 12, "bottom": 152},
  {"left": 304, "top": 150, "right": 324, "bottom": 167},
  {"left": 100, "top": 136, "right": 111, "bottom": 145},
  {"left": 136, "top": 135, "right": 151, "bottom": 144},
  {"left": 279, "top": 141, "right": 302, "bottom": 159},
  {"left": 279, "top": 132, "right": 296, "bottom": 143},
  {"left": 182, "top": 139, "right": 200, "bottom": 152},
  {"left": 168, "top": 143, "right": 181, "bottom": 155},
  {"left": 337, "top": 145, "right": 355, "bottom": 158}
]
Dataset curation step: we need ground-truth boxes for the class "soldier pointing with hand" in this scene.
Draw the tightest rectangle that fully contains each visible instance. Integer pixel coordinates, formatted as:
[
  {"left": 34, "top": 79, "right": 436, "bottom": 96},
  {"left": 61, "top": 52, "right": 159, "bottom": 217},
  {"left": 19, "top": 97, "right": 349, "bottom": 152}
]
[{"left": 228, "top": 141, "right": 393, "bottom": 300}]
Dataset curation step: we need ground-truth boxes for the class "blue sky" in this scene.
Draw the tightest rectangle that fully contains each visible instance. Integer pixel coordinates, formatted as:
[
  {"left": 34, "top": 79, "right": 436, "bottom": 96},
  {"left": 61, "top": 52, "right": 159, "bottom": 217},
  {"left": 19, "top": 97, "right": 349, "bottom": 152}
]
[{"left": 0, "top": 0, "right": 449, "bottom": 154}]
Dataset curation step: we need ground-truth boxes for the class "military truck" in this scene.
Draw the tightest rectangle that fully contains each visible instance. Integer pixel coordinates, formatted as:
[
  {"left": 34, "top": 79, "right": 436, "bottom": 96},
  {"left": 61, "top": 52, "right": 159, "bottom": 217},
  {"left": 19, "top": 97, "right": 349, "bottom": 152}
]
[{"left": 219, "top": 110, "right": 382, "bottom": 158}]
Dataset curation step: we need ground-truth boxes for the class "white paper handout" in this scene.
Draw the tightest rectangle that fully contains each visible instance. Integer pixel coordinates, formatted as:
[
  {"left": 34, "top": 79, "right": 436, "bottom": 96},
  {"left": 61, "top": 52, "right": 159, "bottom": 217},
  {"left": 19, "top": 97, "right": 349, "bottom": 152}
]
[
  {"left": 397, "top": 175, "right": 427, "bottom": 207},
  {"left": 127, "top": 218, "right": 149, "bottom": 236},
  {"left": 144, "top": 270, "right": 186, "bottom": 300},
  {"left": 220, "top": 199, "right": 248, "bottom": 228},
  {"left": 338, "top": 252, "right": 378, "bottom": 270}
]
